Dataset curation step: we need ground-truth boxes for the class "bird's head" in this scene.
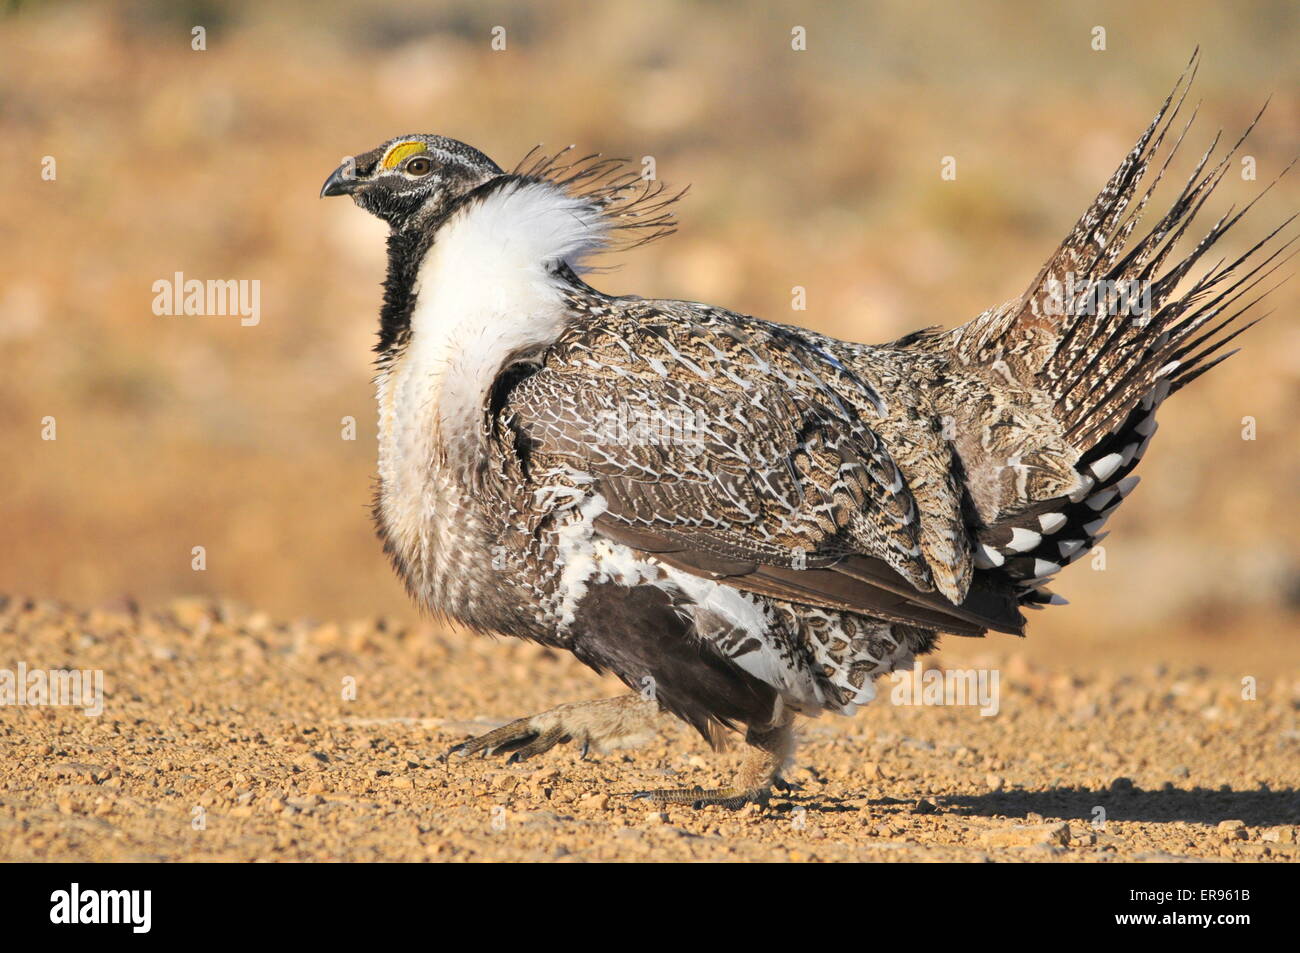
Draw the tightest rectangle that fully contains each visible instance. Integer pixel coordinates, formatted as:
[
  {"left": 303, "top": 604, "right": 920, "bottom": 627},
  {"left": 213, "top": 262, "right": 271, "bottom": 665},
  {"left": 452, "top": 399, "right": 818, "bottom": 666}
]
[{"left": 320, "top": 134, "right": 503, "bottom": 228}]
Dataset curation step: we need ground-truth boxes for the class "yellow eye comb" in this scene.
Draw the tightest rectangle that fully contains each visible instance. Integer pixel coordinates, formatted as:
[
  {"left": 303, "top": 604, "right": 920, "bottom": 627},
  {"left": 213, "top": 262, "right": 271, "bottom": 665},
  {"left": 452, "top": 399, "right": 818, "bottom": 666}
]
[{"left": 381, "top": 141, "right": 428, "bottom": 170}]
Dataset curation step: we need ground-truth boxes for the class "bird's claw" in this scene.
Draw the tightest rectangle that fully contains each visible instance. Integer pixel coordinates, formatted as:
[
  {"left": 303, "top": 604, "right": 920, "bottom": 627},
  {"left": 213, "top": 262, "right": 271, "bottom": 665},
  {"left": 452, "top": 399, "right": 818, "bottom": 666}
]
[
  {"left": 444, "top": 720, "right": 570, "bottom": 764},
  {"left": 442, "top": 695, "right": 658, "bottom": 766},
  {"left": 626, "top": 784, "right": 771, "bottom": 811}
]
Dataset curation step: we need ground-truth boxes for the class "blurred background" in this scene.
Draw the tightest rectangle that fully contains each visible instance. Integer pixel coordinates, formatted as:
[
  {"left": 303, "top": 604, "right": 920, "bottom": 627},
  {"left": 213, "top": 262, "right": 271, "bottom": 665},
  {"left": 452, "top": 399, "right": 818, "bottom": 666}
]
[{"left": 2, "top": 0, "right": 1297, "bottom": 671}]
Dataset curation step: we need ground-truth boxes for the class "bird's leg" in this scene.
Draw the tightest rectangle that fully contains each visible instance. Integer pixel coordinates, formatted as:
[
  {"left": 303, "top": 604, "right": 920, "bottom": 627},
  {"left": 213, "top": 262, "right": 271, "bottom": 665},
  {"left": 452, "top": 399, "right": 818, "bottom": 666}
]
[
  {"left": 630, "top": 712, "right": 796, "bottom": 810},
  {"left": 444, "top": 693, "right": 659, "bottom": 764}
]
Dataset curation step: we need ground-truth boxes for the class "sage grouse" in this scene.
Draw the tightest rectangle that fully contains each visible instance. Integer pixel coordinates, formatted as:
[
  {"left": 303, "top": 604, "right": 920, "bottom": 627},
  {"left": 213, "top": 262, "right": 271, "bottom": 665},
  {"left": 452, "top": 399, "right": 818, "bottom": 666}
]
[{"left": 321, "top": 58, "right": 1290, "bottom": 808}]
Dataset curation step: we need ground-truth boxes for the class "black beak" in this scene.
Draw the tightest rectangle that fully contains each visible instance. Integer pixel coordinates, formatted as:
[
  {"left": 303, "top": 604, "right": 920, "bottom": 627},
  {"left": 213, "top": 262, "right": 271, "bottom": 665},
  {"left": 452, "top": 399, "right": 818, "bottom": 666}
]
[{"left": 320, "top": 162, "right": 362, "bottom": 198}]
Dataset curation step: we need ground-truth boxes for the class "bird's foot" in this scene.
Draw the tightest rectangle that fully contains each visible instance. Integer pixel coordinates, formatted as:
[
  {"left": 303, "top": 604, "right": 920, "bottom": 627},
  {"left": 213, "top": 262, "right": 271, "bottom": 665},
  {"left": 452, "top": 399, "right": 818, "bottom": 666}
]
[
  {"left": 627, "top": 714, "right": 796, "bottom": 810},
  {"left": 443, "top": 694, "right": 658, "bottom": 765},
  {"left": 627, "top": 784, "right": 773, "bottom": 811},
  {"left": 445, "top": 718, "right": 569, "bottom": 764}
]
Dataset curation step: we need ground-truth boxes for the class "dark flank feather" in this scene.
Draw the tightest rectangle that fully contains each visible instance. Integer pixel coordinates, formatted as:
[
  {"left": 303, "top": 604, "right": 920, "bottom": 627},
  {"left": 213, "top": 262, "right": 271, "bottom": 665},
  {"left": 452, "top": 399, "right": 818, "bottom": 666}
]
[{"left": 568, "top": 582, "right": 778, "bottom": 742}]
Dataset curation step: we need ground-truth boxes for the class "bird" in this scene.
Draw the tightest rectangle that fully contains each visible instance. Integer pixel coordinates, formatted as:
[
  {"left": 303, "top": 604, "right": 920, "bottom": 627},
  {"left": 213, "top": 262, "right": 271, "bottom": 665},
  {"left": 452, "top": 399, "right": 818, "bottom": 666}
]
[{"left": 320, "top": 54, "right": 1292, "bottom": 808}]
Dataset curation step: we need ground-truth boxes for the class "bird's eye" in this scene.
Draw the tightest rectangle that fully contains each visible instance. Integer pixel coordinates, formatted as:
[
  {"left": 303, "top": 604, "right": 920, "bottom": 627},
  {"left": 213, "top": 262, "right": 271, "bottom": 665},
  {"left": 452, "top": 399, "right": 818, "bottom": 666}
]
[{"left": 405, "top": 157, "right": 432, "bottom": 176}]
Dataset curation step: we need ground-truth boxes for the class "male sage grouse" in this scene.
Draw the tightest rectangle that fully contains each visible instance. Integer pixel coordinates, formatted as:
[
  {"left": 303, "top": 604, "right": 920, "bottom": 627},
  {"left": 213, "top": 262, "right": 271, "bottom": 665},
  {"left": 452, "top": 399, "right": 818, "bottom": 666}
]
[{"left": 321, "top": 56, "right": 1291, "bottom": 808}]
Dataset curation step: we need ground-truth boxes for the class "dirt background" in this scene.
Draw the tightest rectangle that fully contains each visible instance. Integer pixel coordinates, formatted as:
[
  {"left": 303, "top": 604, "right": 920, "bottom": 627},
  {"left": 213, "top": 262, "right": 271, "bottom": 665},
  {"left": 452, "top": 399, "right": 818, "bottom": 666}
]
[
  {"left": 1, "top": 1, "right": 1298, "bottom": 861},
  {"left": 1, "top": 596, "right": 1297, "bottom": 862}
]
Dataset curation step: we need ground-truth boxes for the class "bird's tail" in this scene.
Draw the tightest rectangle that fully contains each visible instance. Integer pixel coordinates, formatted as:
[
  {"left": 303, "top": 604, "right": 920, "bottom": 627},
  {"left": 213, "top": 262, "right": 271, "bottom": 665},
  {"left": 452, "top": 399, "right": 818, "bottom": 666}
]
[
  {"left": 945, "top": 49, "right": 1295, "bottom": 608},
  {"left": 958, "top": 50, "right": 1293, "bottom": 434}
]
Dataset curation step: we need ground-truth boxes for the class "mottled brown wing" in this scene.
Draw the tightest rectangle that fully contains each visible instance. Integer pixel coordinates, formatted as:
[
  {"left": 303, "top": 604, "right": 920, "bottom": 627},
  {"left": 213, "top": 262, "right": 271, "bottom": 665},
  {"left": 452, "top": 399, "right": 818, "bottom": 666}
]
[{"left": 499, "top": 311, "right": 1023, "bottom": 637}]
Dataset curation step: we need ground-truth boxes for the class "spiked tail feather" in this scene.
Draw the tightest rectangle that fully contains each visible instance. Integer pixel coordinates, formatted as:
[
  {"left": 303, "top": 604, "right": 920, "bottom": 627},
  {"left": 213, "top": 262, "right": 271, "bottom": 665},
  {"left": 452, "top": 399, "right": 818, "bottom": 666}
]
[{"left": 945, "top": 50, "right": 1294, "bottom": 609}]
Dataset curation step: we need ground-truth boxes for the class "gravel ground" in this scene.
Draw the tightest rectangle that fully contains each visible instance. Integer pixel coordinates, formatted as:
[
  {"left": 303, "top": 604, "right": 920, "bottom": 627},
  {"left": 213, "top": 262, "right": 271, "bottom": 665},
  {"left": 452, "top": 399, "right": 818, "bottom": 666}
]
[{"left": 1, "top": 596, "right": 1297, "bottom": 863}]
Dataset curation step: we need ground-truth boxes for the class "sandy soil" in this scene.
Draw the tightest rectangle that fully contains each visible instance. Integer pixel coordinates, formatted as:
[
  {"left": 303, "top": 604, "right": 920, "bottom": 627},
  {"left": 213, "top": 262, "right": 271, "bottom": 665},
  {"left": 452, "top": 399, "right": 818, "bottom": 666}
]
[{"left": 1, "top": 595, "right": 1296, "bottom": 863}]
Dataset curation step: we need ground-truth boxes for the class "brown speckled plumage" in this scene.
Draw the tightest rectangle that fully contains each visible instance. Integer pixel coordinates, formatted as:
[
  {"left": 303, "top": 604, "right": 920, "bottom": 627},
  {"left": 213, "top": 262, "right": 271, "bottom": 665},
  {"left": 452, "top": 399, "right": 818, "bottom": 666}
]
[{"left": 323, "top": 52, "right": 1290, "bottom": 804}]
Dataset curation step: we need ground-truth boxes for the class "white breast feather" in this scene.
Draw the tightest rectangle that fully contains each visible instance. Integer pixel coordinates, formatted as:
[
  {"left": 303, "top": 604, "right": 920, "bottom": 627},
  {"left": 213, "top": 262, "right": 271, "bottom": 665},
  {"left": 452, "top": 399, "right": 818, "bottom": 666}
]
[{"left": 377, "top": 180, "right": 608, "bottom": 567}]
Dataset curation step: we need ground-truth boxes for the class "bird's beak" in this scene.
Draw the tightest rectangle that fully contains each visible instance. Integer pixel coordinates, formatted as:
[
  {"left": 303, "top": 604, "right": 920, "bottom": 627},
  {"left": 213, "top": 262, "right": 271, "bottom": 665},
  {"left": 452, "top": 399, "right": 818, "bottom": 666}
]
[{"left": 320, "top": 162, "right": 362, "bottom": 198}]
